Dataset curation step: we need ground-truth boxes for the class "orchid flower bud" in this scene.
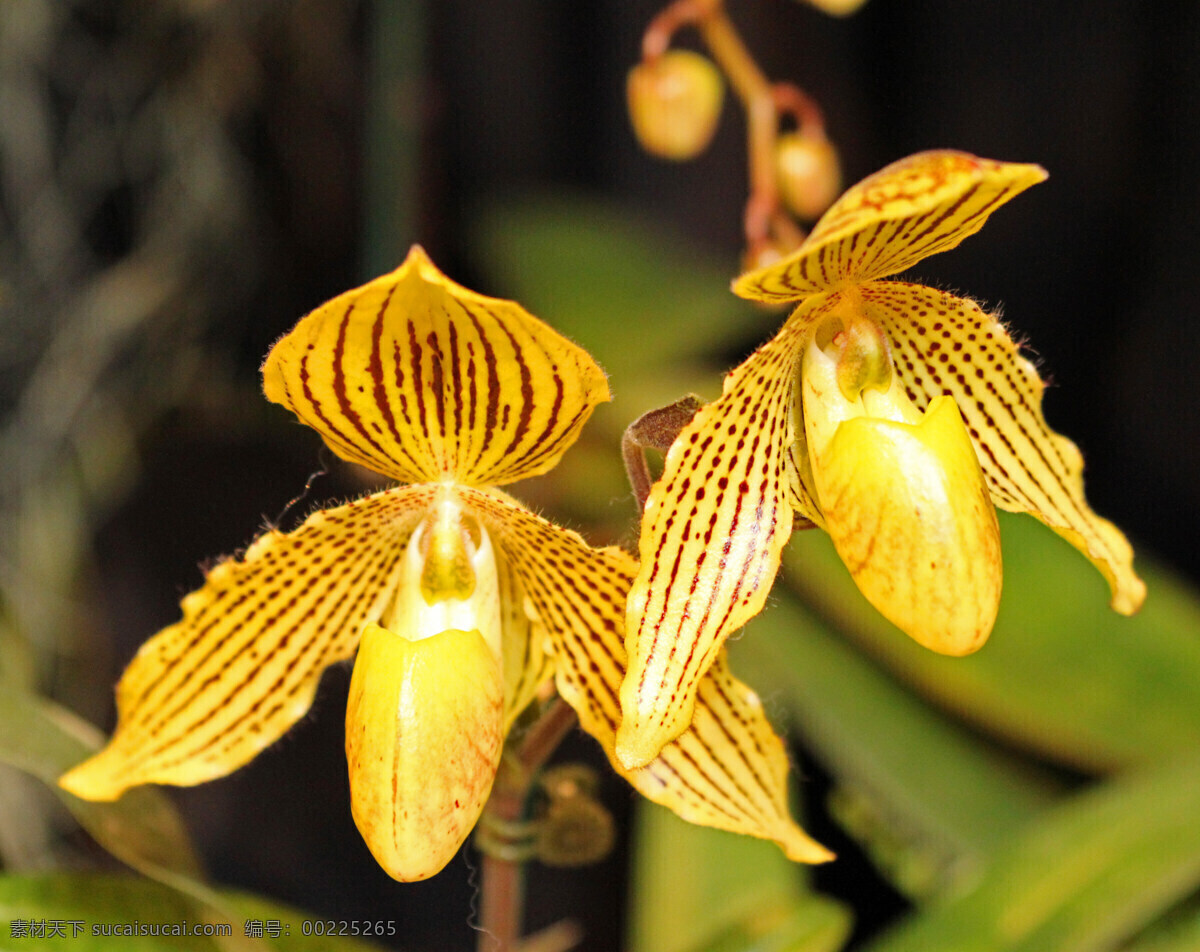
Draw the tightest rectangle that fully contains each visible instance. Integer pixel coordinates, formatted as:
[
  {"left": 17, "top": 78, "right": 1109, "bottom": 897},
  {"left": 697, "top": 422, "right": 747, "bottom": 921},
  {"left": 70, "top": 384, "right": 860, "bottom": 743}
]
[
  {"left": 776, "top": 131, "right": 842, "bottom": 221},
  {"left": 627, "top": 50, "right": 725, "bottom": 161}
]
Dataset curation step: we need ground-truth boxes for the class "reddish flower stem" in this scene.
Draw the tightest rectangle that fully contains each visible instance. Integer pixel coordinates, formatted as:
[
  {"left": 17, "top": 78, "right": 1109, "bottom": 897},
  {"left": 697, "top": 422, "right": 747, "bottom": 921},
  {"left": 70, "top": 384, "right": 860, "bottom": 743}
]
[
  {"left": 640, "top": 0, "right": 813, "bottom": 258},
  {"left": 476, "top": 700, "right": 579, "bottom": 952},
  {"left": 773, "top": 81, "right": 826, "bottom": 136}
]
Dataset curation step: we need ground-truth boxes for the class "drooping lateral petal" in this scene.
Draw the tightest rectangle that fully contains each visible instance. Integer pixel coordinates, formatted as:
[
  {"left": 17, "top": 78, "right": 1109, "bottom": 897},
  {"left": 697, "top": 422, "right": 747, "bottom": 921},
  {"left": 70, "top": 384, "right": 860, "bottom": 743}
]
[
  {"left": 457, "top": 485, "right": 831, "bottom": 863},
  {"left": 862, "top": 281, "right": 1145, "bottom": 614},
  {"left": 618, "top": 309, "right": 826, "bottom": 769},
  {"left": 59, "top": 485, "right": 435, "bottom": 800},
  {"left": 262, "top": 245, "right": 611, "bottom": 487},
  {"left": 649, "top": 651, "right": 832, "bottom": 863},
  {"left": 346, "top": 624, "right": 504, "bottom": 882},
  {"left": 733, "top": 151, "right": 1046, "bottom": 302}
]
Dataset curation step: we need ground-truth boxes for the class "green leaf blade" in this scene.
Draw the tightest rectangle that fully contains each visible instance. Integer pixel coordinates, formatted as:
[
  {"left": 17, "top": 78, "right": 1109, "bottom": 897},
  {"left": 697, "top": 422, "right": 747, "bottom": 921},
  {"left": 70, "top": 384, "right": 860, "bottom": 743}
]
[
  {"left": 862, "top": 756, "right": 1200, "bottom": 952},
  {"left": 783, "top": 514, "right": 1200, "bottom": 772}
]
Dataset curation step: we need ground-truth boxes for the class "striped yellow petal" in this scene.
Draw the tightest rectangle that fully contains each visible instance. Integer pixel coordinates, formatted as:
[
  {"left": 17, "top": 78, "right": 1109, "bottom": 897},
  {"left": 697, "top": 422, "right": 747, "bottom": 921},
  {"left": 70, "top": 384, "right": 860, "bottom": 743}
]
[
  {"left": 618, "top": 312, "right": 821, "bottom": 768},
  {"left": 646, "top": 651, "right": 831, "bottom": 863},
  {"left": 346, "top": 624, "right": 504, "bottom": 882},
  {"left": 58, "top": 485, "right": 434, "bottom": 801},
  {"left": 861, "top": 281, "right": 1145, "bottom": 614},
  {"left": 458, "top": 485, "right": 831, "bottom": 863},
  {"left": 733, "top": 151, "right": 1046, "bottom": 302},
  {"left": 262, "top": 245, "right": 611, "bottom": 487},
  {"left": 461, "top": 487, "right": 625, "bottom": 745}
]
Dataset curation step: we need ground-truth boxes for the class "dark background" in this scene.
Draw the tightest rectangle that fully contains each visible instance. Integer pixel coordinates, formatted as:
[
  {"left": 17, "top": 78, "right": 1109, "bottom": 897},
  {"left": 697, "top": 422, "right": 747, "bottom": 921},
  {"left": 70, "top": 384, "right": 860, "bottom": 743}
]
[{"left": 5, "top": 1, "right": 1197, "bottom": 949}]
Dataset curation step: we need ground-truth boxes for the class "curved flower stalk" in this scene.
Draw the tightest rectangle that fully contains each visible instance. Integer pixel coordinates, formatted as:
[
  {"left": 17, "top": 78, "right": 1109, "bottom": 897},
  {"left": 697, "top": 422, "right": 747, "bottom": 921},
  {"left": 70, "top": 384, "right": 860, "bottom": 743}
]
[
  {"left": 619, "top": 151, "right": 1146, "bottom": 769},
  {"left": 59, "top": 246, "right": 829, "bottom": 881},
  {"left": 631, "top": 0, "right": 846, "bottom": 267}
]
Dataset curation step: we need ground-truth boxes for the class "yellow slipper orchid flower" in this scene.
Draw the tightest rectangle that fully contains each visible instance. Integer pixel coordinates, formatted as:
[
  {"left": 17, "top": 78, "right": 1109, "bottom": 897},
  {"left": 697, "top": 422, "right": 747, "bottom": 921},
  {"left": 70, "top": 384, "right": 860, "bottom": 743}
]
[
  {"left": 618, "top": 151, "right": 1146, "bottom": 769},
  {"left": 59, "top": 246, "right": 830, "bottom": 881}
]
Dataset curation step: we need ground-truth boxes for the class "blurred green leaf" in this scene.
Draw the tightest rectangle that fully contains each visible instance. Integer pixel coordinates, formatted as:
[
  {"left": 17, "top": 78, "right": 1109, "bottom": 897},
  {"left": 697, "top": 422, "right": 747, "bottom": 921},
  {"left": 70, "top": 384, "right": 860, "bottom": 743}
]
[
  {"left": 686, "top": 897, "right": 852, "bottom": 952},
  {"left": 0, "top": 873, "right": 392, "bottom": 951},
  {"left": 731, "top": 592, "right": 1056, "bottom": 899},
  {"left": 0, "top": 690, "right": 202, "bottom": 883},
  {"left": 1120, "top": 901, "right": 1200, "bottom": 951},
  {"left": 475, "top": 193, "right": 763, "bottom": 378},
  {"left": 473, "top": 192, "right": 781, "bottom": 452},
  {"left": 472, "top": 191, "right": 763, "bottom": 531},
  {"left": 0, "top": 690, "right": 270, "bottom": 949},
  {"left": 628, "top": 802, "right": 851, "bottom": 952},
  {"left": 0, "top": 590, "right": 34, "bottom": 692},
  {"left": 861, "top": 755, "right": 1200, "bottom": 952},
  {"left": 783, "top": 514, "right": 1200, "bottom": 772}
]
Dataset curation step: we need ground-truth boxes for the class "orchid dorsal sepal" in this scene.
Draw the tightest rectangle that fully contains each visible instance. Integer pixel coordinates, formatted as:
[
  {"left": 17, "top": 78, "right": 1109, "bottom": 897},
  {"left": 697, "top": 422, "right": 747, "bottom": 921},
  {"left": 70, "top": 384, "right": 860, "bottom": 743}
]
[{"left": 802, "top": 332, "right": 1003, "bottom": 656}]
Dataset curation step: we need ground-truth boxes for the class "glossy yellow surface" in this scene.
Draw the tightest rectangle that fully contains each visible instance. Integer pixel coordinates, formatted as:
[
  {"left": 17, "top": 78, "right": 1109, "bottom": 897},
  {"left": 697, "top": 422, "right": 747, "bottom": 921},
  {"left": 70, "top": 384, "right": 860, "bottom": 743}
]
[
  {"left": 346, "top": 624, "right": 504, "bottom": 882},
  {"left": 803, "top": 333, "right": 1002, "bottom": 655}
]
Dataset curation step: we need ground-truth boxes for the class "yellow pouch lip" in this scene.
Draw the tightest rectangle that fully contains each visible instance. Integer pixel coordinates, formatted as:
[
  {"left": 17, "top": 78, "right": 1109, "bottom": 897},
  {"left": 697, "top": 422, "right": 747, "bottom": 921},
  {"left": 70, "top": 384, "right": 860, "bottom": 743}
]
[{"left": 802, "top": 331, "right": 1002, "bottom": 656}]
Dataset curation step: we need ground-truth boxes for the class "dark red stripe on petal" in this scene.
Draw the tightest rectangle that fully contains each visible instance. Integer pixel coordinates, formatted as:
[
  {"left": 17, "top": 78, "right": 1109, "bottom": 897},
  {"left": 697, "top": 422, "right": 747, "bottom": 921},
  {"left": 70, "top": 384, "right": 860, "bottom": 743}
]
[{"left": 331, "top": 303, "right": 395, "bottom": 470}]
